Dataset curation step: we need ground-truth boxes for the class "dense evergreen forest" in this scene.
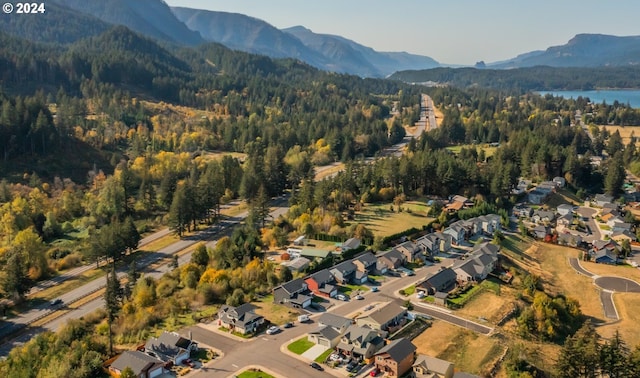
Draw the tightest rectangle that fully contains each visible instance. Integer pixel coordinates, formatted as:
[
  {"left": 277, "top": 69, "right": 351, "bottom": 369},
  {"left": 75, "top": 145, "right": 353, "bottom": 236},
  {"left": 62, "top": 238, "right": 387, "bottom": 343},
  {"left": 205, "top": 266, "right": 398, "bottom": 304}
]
[
  {"left": 391, "top": 66, "right": 640, "bottom": 92},
  {"left": 2, "top": 23, "right": 640, "bottom": 378}
]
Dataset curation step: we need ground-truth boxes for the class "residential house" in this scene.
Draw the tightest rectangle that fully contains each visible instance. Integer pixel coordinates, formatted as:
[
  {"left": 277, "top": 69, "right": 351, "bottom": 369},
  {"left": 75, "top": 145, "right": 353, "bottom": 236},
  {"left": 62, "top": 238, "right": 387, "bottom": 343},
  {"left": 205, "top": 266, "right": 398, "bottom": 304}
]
[
  {"left": 556, "top": 204, "right": 573, "bottom": 216},
  {"left": 308, "top": 326, "right": 342, "bottom": 348},
  {"left": 353, "top": 251, "right": 378, "bottom": 274},
  {"left": 309, "top": 313, "right": 354, "bottom": 348},
  {"left": 336, "top": 325, "right": 386, "bottom": 362},
  {"left": 305, "top": 269, "right": 338, "bottom": 298},
  {"left": 443, "top": 221, "right": 467, "bottom": 245},
  {"left": 527, "top": 189, "right": 548, "bottom": 205},
  {"left": 144, "top": 331, "right": 194, "bottom": 366},
  {"left": 607, "top": 216, "right": 626, "bottom": 229},
  {"left": 330, "top": 260, "right": 357, "bottom": 284},
  {"left": 415, "top": 232, "right": 452, "bottom": 255},
  {"left": 394, "top": 241, "right": 424, "bottom": 263},
  {"left": 589, "top": 240, "right": 619, "bottom": 264},
  {"left": 412, "top": 354, "right": 454, "bottom": 378},
  {"left": 594, "top": 194, "right": 614, "bottom": 207},
  {"left": 341, "top": 237, "right": 361, "bottom": 252},
  {"left": 611, "top": 229, "right": 637, "bottom": 243},
  {"left": 556, "top": 213, "right": 573, "bottom": 229},
  {"left": 557, "top": 231, "right": 583, "bottom": 247},
  {"left": 452, "top": 243, "right": 499, "bottom": 283},
  {"left": 109, "top": 350, "right": 166, "bottom": 378},
  {"left": 477, "top": 214, "right": 501, "bottom": 235},
  {"left": 513, "top": 204, "right": 533, "bottom": 218},
  {"left": 612, "top": 222, "right": 633, "bottom": 233},
  {"left": 217, "top": 303, "right": 265, "bottom": 334},
  {"left": 533, "top": 225, "right": 549, "bottom": 240},
  {"left": 532, "top": 210, "right": 555, "bottom": 224},
  {"left": 374, "top": 338, "right": 417, "bottom": 377},
  {"left": 356, "top": 302, "right": 407, "bottom": 332},
  {"left": 553, "top": 176, "right": 566, "bottom": 188},
  {"left": 417, "top": 268, "right": 457, "bottom": 295},
  {"left": 273, "top": 278, "right": 313, "bottom": 308},
  {"left": 318, "top": 313, "right": 353, "bottom": 334},
  {"left": 537, "top": 181, "right": 557, "bottom": 194},
  {"left": 377, "top": 249, "right": 407, "bottom": 270},
  {"left": 282, "top": 256, "right": 310, "bottom": 273}
]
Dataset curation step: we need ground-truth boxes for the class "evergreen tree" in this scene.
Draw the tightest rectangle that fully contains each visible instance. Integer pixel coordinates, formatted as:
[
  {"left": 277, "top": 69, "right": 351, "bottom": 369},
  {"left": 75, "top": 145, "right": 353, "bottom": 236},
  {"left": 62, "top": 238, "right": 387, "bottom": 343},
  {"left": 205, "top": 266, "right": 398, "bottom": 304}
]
[
  {"left": 556, "top": 321, "right": 600, "bottom": 378},
  {"left": 604, "top": 152, "right": 625, "bottom": 197}
]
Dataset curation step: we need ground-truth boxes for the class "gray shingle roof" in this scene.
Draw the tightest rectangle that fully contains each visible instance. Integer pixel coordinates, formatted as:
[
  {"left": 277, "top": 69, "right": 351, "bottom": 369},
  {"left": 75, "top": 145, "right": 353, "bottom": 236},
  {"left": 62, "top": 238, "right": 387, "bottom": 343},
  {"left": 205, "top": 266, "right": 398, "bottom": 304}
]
[
  {"left": 111, "top": 351, "right": 162, "bottom": 375},
  {"left": 318, "top": 313, "right": 352, "bottom": 329},
  {"left": 413, "top": 354, "right": 454, "bottom": 376},
  {"left": 375, "top": 338, "right": 416, "bottom": 362}
]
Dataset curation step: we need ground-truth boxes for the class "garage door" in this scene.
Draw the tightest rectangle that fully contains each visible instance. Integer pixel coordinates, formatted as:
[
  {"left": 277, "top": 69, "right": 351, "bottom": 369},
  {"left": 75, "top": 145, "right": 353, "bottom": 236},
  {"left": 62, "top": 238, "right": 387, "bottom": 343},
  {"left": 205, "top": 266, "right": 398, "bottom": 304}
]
[
  {"left": 319, "top": 338, "right": 330, "bottom": 347},
  {"left": 149, "top": 366, "right": 163, "bottom": 378}
]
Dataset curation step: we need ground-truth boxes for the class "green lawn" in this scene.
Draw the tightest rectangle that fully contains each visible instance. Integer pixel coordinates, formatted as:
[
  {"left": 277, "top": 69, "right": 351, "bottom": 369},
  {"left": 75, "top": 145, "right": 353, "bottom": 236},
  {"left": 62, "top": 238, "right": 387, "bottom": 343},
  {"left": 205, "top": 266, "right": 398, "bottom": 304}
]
[
  {"left": 338, "top": 284, "right": 369, "bottom": 295},
  {"left": 401, "top": 285, "right": 416, "bottom": 296},
  {"left": 288, "top": 337, "right": 315, "bottom": 354},
  {"left": 315, "top": 348, "right": 333, "bottom": 363},
  {"left": 237, "top": 370, "right": 275, "bottom": 378}
]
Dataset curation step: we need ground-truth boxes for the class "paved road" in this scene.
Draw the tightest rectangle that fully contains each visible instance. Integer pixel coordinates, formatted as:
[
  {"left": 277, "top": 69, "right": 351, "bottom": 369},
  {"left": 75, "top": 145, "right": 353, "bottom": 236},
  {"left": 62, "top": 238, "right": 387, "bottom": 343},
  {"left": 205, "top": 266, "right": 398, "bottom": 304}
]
[
  {"left": 0, "top": 198, "right": 290, "bottom": 357},
  {"left": 595, "top": 276, "right": 640, "bottom": 292},
  {"left": 600, "top": 290, "right": 618, "bottom": 319},
  {"left": 569, "top": 258, "right": 594, "bottom": 277}
]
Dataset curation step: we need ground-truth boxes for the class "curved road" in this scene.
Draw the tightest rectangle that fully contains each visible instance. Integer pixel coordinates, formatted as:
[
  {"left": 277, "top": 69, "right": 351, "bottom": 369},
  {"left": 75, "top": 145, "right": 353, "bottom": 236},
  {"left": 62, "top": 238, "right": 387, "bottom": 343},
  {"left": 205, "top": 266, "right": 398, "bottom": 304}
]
[{"left": 568, "top": 257, "right": 640, "bottom": 320}]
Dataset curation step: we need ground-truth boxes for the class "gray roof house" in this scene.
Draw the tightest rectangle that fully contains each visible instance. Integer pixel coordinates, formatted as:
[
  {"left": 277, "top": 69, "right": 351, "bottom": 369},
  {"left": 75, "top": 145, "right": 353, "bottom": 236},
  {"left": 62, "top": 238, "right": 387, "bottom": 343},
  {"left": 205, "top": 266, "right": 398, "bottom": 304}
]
[
  {"left": 594, "top": 193, "right": 614, "bottom": 207},
  {"left": 342, "top": 237, "right": 362, "bottom": 251},
  {"left": 356, "top": 302, "right": 407, "bottom": 332},
  {"left": 443, "top": 221, "right": 467, "bottom": 245},
  {"left": 109, "top": 350, "right": 165, "bottom": 378},
  {"left": 377, "top": 249, "right": 406, "bottom": 270},
  {"left": 556, "top": 204, "right": 574, "bottom": 216},
  {"left": 305, "top": 269, "right": 338, "bottom": 298},
  {"left": 273, "top": 278, "right": 312, "bottom": 308},
  {"left": 217, "top": 303, "right": 265, "bottom": 334},
  {"left": 144, "top": 331, "right": 194, "bottom": 365},
  {"left": 330, "top": 260, "right": 357, "bottom": 284},
  {"left": 415, "top": 232, "right": 452, "bottom": 255},
  {"left": 412, "top": 354, "right": 455, "bottom": 378},
  {"left": 532, "top": 210, "right": 555, "bottom": 224},
  {"left": 318, "top": 313, "right": 353, "bottom": 334},
  {"left": 417, "top": 267, "right": 457, "bottom": 295},
  {"left": 394, "top": 241, "right": 424, "bottom": 263},
  {"left": 308, "top": 325, "right": 342, "bottom": 348},
  {"left": 528, "top": 189, "right": 548, "bottom": 205},
  {"left": 452, "top": 244, "right": 499, "bottom": 283},
  {"left": 336, "top": 325, "right": 386, "bottom": 360}
]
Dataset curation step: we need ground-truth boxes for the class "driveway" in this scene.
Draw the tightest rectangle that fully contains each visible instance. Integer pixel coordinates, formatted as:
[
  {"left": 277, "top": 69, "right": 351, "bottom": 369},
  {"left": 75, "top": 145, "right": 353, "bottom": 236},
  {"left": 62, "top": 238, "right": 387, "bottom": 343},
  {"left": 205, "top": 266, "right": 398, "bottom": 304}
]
[{"left": 301, "top": 344, "right": 328, "bottom": 361}]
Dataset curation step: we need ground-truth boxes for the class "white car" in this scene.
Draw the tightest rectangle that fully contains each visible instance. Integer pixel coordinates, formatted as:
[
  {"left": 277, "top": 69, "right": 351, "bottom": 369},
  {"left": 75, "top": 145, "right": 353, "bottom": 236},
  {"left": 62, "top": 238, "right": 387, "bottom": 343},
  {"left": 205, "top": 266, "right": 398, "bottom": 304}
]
[
  {"left": 416, "top": 291, "right": 425, "bottom": 299},
  {"left": 266, "top": 326, "right": 280, "bottom": 335},
  {"left": 336, "top": 294, "right": 348, "bottom": 301},
  {"left": 355, "top": 294, "right": 364, "bottom": 300}
]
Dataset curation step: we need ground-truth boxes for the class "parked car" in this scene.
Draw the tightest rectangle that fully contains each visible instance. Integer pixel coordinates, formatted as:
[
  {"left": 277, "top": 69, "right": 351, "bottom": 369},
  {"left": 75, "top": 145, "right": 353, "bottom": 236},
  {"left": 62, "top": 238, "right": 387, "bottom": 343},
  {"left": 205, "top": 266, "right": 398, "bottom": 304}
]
[
  {"left": 370, "top": 367, "right": 380, "bottom": 376},
  {"left": 370, "top": 286, "right": 379, "bottom": 292},
  {"left": 346, "top": 360, "right": 359, "bottom": 371},
  {"left": 266, "top": 326, "right": 280, "bottom": 335},
  {"left": 50, "top": 299, "right": 63, "bottom": 307},
  {"left": 350, "top": 364, "right": 363, "bottom": 374},
  {"left": 336, "top": 294, "right": 348, "bottom": 301},
  {"left": 297, "top": 314, "right": 310, "bottom": 323},
  {"left": 310, "top": 362, "right": 324, "bottom": 371},
  {"left": 416, "top": 291, "right": 425, "bottom": 299},
  {"left": 355, "top": 294, "right": 364, "bottom": 300},
  {"left": 283, "top": 322, "right": 293, "bottom": 328},
  {"left": 329, "top": 353, "right": 344, "bottom": 362}
]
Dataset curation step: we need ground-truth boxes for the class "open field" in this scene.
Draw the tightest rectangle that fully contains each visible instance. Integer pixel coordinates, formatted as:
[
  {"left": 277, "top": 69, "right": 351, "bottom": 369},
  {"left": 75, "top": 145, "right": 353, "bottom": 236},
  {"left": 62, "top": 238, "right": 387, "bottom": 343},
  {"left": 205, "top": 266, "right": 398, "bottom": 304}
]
[
  {"left": 445, "top": 144, "right": 498, "bottom": 158},
  {"left": 544, "top": 188, "right": 583, "bottom": 208},
  {"left": 253, "top": 295, "right": 299, "bottom": 325},
  {"left": 601, "top": 125, "right": 640, "bottom": 145},
  {"left": 412, "top": 322, "right": 503, "bottom": 376},
  {"left": 352, "top": 201, "right": 434, "bottom": 237}
]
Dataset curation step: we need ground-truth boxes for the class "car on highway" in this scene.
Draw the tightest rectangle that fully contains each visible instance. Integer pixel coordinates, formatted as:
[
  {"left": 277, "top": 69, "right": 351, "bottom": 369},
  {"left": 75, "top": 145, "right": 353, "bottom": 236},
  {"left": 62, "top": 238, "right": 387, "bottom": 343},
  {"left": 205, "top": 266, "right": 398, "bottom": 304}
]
[
  {"left": 310, "top": 362, "right": 324, "bottom": 371},
  {"left": 50, "top": 299, "right": 63, "bottom": 307},
  {"left": 266, "top": 325, "right": 280, "bottom": 335}
]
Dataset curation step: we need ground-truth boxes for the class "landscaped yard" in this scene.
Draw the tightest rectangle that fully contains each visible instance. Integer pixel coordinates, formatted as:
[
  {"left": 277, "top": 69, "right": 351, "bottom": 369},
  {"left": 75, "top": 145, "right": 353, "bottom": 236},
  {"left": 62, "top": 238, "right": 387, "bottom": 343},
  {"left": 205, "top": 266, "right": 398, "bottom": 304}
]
[
  {"left": 338, "top": 284, "right": 369, "bottom": 296},
  {"left": 352, "top": 201, "right": 434, "bottom": 237},
  {"left": 287, "top": 337, "right": 315, "bottom": 355},
  {"left": 315, "top": 348, "right": 333, "bottom": 363}
]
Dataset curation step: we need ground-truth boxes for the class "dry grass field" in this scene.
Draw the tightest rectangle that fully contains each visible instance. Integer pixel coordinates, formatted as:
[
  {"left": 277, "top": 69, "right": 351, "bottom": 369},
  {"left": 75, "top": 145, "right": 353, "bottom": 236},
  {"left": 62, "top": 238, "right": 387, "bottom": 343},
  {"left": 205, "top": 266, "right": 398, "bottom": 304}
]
[
  {"left": 353, "top": 201, "right": 434, "bottom": 237},
  {"left": 601, "top": 125, "right": 640, "bottom": 145},
  {"left": 413, "top": 322, "right": 504, "bottom": 376}
]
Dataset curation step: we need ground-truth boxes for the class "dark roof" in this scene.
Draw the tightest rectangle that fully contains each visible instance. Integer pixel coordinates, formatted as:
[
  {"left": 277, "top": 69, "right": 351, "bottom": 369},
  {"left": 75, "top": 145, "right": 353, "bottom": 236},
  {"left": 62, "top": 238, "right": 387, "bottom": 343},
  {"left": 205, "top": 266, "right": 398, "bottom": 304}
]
[
  {"left": 375, "top": 338, "right": 416, "bottom": 362},
  {"left": 308, "top": 269, "right": 334, "bottom": 284},
  {"left": 421, "top": 268, "right": 457, "bottom": 289},
  {"left": 354, "top": 251, "right": 377, "bottom": 266},
  {"left": 378, "top": 249, "right": 405, "bottom": 263},
  {"left": 145, "top": 332, "right": 188, "bottom": 361},
  {"left": 318, "top": 313, "right": 352, "bottom": 329},
  {"left": 331, "top": 260, "right": 357, "bottom": 274},
  {"left": 111, "top": 350, "right": 162, "bottom": 375},
  {"left": 278, "top": 277, "right": 306, "bottom": 294},
  {"left": 311, "top": 325, "right": 341, "bottom": 340},
  {"left": 361, "top": 302, "right": 406, "bottom": 325}
]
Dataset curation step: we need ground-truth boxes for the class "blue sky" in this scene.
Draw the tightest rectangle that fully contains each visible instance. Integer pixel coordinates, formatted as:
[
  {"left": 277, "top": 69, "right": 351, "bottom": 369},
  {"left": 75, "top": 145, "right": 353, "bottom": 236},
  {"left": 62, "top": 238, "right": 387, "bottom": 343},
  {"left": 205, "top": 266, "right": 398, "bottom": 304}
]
[{"left": 165, "top": 0, "right": 640, "bottom": 65}]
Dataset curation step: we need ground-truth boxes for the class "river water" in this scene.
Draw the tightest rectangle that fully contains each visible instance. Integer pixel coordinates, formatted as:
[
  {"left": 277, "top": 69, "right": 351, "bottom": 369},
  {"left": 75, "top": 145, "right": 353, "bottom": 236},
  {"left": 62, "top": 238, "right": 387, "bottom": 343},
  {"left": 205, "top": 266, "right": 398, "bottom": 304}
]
[{"left": 537, "top": 89, "right": 640, "bottom": 108}]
